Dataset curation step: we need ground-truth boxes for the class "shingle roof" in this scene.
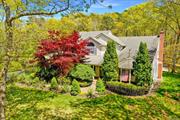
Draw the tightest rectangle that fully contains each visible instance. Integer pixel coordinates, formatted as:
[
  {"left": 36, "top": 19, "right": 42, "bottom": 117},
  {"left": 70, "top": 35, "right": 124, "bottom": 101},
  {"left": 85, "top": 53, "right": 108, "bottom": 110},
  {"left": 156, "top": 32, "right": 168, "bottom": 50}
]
[
  {"left": 119, "top": 36, "right": 159, "bottom": 69},
  {"left": 96, "top": 33, "right": 126, "bottom": 46},
  {"left": 80, "top": 31, "right": 160, "bottom": 69},
  {"left": 80, "top": 31, "right": 126, "bottom": 46},
  {"left": 80, "top": 31, "right": 110, "bottom": 39},
  {"left": 89, "top": 37, "right": 107, "bottom": 46}
]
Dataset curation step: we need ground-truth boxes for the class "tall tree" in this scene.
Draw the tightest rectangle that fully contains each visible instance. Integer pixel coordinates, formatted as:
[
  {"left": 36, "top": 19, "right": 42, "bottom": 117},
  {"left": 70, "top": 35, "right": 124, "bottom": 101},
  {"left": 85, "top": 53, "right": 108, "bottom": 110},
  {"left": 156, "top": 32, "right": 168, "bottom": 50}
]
[
  {"left": 0, "top": 0, "right": 106, "bottom": 119},
  {"left": 100, "top": 16, "right": 114, "bottom": 30},
  {"left": 155, "top": 0, "right": 180, "bottom": 73},
  {"left": 102, "top": 40, "right": 119, "bottom": 81},
  {"left": 133, "top": 42, "right": 152, "bottom": 86}
]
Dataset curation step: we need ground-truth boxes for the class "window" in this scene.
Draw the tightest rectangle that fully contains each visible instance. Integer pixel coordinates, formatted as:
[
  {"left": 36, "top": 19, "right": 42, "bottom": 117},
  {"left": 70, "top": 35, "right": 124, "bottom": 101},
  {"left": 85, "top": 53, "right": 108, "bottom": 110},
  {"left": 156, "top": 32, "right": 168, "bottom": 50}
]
[{"left": 87, "top": 42, "right": 97, "bottom": 55}]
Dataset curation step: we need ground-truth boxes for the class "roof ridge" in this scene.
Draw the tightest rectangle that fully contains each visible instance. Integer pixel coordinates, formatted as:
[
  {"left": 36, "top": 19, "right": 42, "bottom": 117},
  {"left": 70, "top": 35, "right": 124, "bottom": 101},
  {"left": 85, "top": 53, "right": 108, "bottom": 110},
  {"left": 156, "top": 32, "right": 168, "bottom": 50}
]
[
  {"left": 80, "top": 30, "right": 110, "bottom": 33},
  {"left": 119, "top": 36, "right": 158, "bottom": 38}
]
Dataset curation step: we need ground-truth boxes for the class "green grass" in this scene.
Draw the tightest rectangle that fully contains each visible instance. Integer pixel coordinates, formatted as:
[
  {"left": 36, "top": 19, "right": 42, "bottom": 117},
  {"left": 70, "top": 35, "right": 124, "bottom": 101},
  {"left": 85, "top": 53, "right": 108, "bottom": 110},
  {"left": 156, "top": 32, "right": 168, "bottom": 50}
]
[
  {"left": 6, "top": 72, "right": 180, "bottom": 120},
  {"left": 157, "top": 72, "right": 180, "bottom": 100}
]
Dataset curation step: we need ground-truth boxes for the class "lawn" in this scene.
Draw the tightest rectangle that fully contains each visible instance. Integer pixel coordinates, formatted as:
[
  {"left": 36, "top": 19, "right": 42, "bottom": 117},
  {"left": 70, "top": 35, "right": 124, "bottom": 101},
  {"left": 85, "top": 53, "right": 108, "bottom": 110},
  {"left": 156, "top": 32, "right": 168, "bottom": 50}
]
[{"left": 6, "top": 72, "right": 180, "bottom": 120}]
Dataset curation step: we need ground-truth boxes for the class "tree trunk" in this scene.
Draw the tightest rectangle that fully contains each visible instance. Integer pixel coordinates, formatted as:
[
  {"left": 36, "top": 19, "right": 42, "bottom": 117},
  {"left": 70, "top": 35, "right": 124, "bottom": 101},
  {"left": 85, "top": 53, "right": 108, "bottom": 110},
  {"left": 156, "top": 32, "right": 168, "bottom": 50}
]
[
  {"left": 0, "top": 71, "right": 6, "bottom": 120},
  {"left": 0, "top": 20, "right": 13, "bottom": 120},
  {"left": 172, "top": 33, "right": 180, "bottom": 73}
]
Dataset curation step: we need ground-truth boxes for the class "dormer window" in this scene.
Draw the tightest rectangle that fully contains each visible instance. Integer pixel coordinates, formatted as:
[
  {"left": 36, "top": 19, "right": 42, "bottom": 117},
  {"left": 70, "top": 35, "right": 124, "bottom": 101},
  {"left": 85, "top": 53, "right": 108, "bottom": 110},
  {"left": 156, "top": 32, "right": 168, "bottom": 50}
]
[{"left": 87, "top": 42, "right": 97, "bottom": 55}]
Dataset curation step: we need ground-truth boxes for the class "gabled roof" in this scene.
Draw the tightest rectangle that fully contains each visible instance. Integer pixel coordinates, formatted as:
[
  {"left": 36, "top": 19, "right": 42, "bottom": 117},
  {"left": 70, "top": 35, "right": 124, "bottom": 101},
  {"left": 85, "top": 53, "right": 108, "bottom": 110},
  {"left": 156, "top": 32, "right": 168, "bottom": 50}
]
[
  {"left": 81, "top": 31, "right": 160, "bottom": 69},
  {"left": 80, "top": 31, "right": 110, "bottom": 39},
  {"left": 80, "top": 31, "right": 125, "bottom": 46},
  {"left": 96, "top": 33, "right": 126, "bottom": 46},
  {"left": 84, "top": 55, "right": 103, "bottom": 65},
  {"left": 89, "top": 37, "right": 107, "bottom": 46},
  {"left": 119, "top": 36, "right": 159, "bottom": 69}
]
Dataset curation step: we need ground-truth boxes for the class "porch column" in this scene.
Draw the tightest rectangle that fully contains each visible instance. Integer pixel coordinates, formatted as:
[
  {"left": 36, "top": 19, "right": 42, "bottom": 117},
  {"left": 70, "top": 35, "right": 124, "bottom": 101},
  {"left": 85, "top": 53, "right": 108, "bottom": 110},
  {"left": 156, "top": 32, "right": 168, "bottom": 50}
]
[
  {"left": 128, "top": 69, "right": 131, "bottom": 84},
  {"left": 95, "top": 66, "right": 100, "bottom": 78},
  {"left": 120, "top": 69, "right": 122, "bottom": 82}
]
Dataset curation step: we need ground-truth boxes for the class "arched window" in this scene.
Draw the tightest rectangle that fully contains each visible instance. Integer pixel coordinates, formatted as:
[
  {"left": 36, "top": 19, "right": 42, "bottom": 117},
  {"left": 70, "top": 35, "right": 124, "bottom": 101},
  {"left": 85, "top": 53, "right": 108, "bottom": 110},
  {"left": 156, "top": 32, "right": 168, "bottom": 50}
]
[{"left": 87, "top": 42, "right": 97, "bottom": 55}]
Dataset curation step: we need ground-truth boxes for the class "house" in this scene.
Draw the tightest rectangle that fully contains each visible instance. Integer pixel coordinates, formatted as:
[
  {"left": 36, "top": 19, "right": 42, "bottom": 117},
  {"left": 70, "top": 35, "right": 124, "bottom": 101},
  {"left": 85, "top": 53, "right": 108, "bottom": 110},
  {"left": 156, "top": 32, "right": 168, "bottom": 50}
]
[{"left": 80, "top": 31, "right": 164, "bottom": 82}]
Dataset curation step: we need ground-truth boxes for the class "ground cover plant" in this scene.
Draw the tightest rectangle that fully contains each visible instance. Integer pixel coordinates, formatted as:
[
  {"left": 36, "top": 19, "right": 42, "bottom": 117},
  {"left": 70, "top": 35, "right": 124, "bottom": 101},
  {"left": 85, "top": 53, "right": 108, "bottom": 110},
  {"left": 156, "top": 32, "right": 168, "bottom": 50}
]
[{"left": 6, "top": 72, "right": 180, "bottom": 120}]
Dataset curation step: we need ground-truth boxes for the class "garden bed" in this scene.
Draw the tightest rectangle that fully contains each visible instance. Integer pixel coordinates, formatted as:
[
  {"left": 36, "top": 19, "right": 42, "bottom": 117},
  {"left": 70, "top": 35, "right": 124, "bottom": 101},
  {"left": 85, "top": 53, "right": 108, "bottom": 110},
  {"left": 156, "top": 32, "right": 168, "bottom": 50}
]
[{"left": 106, "top": 81, "right": 149, "bottom": 96}]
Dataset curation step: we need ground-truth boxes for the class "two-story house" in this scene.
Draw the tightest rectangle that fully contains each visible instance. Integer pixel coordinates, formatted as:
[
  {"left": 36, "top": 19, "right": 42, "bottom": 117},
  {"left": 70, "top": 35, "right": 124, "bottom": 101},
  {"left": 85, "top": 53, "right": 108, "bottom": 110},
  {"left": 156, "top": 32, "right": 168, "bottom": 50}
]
[{"left": 80, "top": 31, "right": 164, "bottom": 82}]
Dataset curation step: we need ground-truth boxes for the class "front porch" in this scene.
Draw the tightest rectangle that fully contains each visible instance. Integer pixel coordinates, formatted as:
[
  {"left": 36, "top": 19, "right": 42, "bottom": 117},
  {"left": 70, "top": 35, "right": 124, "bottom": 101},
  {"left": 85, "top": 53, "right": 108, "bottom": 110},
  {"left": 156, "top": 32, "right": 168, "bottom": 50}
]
[
  {"left": 91, "top": 65, "right": 134, "bottom": 83},
  {"left": 119, "top": 68, "right": 135, "bottom": 83}
]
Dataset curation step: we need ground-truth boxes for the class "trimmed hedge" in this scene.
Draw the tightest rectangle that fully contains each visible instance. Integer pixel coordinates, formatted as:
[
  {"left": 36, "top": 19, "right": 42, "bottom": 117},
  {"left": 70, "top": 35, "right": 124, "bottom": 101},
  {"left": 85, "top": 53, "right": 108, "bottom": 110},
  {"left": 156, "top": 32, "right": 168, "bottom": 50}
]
[{"left": 106, "top": 81, "right": 149, "bottom": 96}]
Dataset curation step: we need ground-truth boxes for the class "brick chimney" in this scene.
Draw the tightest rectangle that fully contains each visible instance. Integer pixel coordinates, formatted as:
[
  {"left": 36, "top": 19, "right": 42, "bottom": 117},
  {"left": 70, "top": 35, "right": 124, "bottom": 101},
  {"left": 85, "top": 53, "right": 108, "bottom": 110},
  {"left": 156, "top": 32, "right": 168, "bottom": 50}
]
[{"left": 158, "top": 31, "right": 164, "bottom": 80}]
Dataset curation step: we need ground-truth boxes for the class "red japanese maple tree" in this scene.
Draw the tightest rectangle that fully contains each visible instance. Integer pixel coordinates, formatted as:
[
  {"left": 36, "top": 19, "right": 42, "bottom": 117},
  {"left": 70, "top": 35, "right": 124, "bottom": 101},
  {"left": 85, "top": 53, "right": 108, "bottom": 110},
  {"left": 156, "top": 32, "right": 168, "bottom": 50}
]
[{"left": 35, "top": 31, "right": 89, "bottom": 78}]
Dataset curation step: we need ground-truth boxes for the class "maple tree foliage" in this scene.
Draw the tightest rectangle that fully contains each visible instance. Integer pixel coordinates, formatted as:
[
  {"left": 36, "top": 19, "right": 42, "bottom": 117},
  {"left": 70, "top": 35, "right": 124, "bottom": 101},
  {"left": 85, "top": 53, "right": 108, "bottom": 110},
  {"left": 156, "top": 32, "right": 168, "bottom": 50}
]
[{"left": 35, "top": 31, "right": 89, "bottom": 79}]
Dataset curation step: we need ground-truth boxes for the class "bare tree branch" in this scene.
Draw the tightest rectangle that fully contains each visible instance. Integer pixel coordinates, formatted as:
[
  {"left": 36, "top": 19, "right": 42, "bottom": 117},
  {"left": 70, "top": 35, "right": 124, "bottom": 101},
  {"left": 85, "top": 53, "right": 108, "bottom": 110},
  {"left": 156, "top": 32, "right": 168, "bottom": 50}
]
[{"left": 10, "top": 0, "right": 70, "bottom": 22}]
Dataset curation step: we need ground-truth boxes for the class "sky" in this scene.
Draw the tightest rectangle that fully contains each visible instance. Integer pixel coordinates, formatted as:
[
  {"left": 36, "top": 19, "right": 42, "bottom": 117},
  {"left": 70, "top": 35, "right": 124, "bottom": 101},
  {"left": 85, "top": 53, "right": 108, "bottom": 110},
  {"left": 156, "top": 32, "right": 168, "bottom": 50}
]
[
  {"left": 87, "top": 0, "right": 147, "bottom": 14},
  {"left": 54, "top": 0, "right": 147, "bottom": 19}
]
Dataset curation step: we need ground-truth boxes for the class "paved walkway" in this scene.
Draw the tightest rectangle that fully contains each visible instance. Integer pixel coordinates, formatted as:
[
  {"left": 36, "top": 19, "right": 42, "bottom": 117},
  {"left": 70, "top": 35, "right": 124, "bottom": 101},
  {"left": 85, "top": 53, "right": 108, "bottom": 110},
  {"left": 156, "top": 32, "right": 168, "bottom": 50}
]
[{"left": 80, "top": 79, "right": 97, "bottom": 94}]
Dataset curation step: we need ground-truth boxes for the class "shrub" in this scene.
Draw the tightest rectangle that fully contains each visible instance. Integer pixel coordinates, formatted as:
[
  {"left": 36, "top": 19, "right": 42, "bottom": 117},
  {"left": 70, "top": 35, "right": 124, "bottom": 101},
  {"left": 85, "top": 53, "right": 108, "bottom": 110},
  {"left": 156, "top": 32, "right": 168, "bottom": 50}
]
[
  {"left": 101, "top": 40, "right": 119, "bottom": 81},
  {"left": 15, "top": 73, "right": 33, "bottom": 85},
  {"left": 30, "top": 73, "right": 36, "bottom": 79},
  {"left": 50, "top": 77, "right": 58, "bottom": 90},
  {"left": 9, "top": 61, "right": 23, "bottom": 72},
  {"left": 17, "top": 73, "right": 26, "bottom": 82},
  {"left": 106, "top": 81, "right": 149, "bottom": 96},
  {"left": 69, "top": 64, "right": 95, "bottom": 82},
  {"left": 32, "top": 77, "right": 39, "bottom": 84},
  {"left": 36, "top": 65, "right": 59, "bottom": 82},
  {"left": 87, "top": 89, "right": 94, "bottom": 98},
  {"left": 61, "top": 84, "right": 71, "bottom": 93},
  {"left": 70, "top": 80, "right": 81, "bottom": 96},
  {"left": 133, "top": 42, "right": 152, "bottom": 86},
  {"left": 96, "top": 79, "right": 105, "bottom": 93},
  {"left": 8, "top": 73, "right": 18, "bottom": 82},
  {"left": 25, "top": 74, "right": 31, "bottom": 81},
  {"left": 58, "top": 77, "right": 71, "bottom": 85}
]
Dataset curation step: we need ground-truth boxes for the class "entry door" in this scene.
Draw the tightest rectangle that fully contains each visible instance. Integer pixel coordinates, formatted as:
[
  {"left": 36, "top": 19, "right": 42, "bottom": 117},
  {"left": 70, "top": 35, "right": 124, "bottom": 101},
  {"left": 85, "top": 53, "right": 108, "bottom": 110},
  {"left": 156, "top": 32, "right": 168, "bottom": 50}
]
[{"left": 121, "top": 70, "right": 129, "bottom": 82}]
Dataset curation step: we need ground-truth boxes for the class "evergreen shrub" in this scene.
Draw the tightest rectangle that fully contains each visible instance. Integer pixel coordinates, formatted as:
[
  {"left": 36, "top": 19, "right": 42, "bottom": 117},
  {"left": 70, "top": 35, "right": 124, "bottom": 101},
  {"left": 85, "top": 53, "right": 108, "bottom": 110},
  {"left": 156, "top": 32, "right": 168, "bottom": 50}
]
[{"left": 70, "top": 80, "right": 81, "bottom": 96}]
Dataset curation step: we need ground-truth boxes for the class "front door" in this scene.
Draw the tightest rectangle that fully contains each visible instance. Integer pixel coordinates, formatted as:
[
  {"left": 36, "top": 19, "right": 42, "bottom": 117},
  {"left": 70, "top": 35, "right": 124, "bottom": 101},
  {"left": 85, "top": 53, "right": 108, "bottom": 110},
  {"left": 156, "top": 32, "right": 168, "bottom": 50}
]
[{"left": 121, "top": 69, "right": 129, "bottom": 82}]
